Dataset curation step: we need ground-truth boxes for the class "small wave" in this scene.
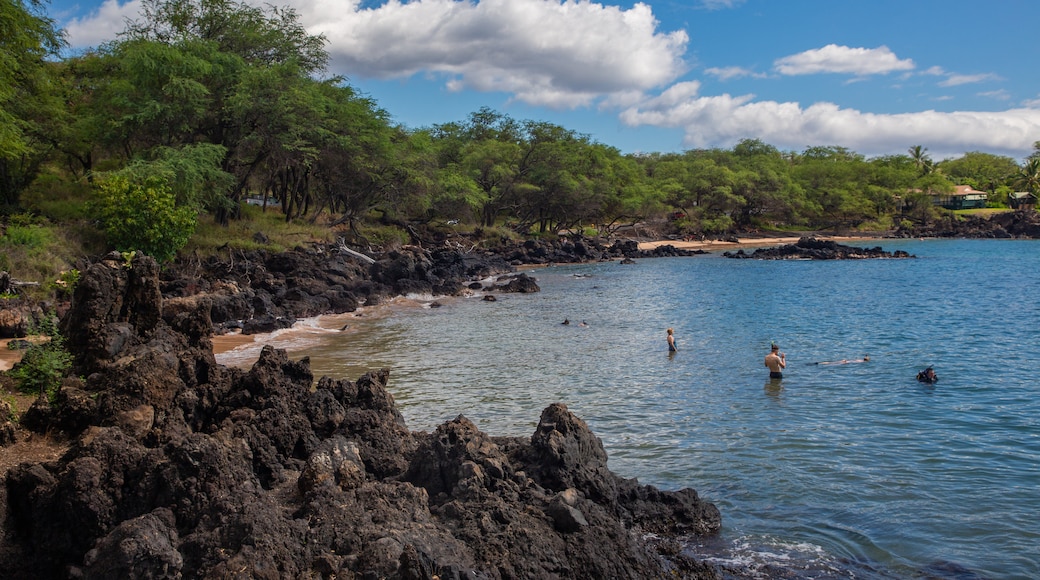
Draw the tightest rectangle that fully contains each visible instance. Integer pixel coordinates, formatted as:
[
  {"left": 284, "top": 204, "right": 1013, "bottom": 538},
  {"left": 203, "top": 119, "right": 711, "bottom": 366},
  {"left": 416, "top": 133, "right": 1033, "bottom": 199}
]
[{"left": 687, "top": 534, "right": 884, "bottom": 579}]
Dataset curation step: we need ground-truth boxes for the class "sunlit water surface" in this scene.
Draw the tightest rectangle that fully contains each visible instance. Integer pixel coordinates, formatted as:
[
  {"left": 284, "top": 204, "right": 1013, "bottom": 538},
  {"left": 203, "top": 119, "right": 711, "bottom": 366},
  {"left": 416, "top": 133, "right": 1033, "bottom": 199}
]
[{"left": 218, "top": 239, "right": 1040, "bottom": 579}]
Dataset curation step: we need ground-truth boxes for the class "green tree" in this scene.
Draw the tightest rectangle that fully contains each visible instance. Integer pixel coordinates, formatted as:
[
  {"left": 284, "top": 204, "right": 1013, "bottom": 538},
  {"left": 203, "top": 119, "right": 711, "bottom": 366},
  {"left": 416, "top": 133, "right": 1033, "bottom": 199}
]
[
  {"left": 728, "top": 139, "right": 801, "bottom": 229},
  {"left": 79, "top": 0, "right": 335, "bottom": 220},
  {"left": 1017, "top": 158, "right": 1040, "bottom": 195},
  {"left": 0, "top": 0, "right": 65, "bottom": 205},
  {"left": 430, "top": 108, "right": 527, "bottom": 227},
  {"left": 908, "top": 145, "right": 934, "bottom": 176},
  {"left": 791, "top": 146, "right": 872, "bottom": 227},
  {"left": 938, "top": 151, "right": 1020, "bottom": 199}
]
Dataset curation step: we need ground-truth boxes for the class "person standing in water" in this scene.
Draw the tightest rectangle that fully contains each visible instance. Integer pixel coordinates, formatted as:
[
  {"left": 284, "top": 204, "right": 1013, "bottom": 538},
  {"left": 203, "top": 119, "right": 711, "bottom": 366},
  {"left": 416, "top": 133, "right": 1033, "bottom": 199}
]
[
  {"left": 765, "top": 343, "right": 786, "bottom": 378},
  {"left": 667, "top": 328, "right": 677, "bottom": 352}
]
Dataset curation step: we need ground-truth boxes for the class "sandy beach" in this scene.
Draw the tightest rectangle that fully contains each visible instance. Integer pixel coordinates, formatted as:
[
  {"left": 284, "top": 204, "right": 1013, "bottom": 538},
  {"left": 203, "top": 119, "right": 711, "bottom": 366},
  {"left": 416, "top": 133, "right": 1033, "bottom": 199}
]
[{"left": 0, "top": 344, "right": 19, "bottom": 372}]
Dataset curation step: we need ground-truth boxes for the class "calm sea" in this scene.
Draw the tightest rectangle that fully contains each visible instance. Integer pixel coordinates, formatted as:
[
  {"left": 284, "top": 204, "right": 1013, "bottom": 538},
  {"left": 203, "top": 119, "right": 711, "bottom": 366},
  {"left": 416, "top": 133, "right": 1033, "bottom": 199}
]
[{"left": 217, "top": 239, "right": 1040, "bottom": 579}]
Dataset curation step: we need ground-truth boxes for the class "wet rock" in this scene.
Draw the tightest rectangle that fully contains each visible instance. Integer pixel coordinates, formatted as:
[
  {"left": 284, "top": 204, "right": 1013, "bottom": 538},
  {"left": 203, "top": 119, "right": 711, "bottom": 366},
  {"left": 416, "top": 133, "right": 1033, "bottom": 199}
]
[
  {"left": 724, "top": 236, "right": 914, "bottom": 260},
  {"left": 492, "top": 272, "right": 540, "bottom": 293}
]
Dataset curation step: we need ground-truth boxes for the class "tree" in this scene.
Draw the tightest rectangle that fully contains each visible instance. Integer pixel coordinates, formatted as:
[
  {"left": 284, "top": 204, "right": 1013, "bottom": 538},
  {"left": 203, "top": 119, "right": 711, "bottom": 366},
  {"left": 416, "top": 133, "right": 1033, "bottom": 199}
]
[
  {"left": 791, "top": 146, "right": 872, "bottom": 227},
  {"left": 908, "top": 145, "right": 934, "bottom": 176},
  {"left": 727, "top": 139, "right": 801, "bottom": 228},
  {"left": 938, "top": 151, "right": 1020, "bottom": 197},
  {"left": 1017, "top": 158, "right": 1040, "bottom": 195},
  {"left": 87, "top": 0, "right": 335, "bottom": 221},
  {"left": 0, "top": 0, "right": 65, "bottom": 205}
]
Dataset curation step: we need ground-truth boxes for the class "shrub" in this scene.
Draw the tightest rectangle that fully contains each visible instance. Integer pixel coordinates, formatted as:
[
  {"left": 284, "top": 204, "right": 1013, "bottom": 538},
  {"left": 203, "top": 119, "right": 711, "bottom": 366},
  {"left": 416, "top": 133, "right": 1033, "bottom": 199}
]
[
  {"left": 90, "top": 174, "right": 197, "bottom": 263},
  {"left": 47, "top": 268, "right": 80, "bottom": 299},
  {"left": 1, "top": 221, "right": 55, "bottom": 250},
  {"left": 8, "top": 315, "right": 71, "bottom": 401}
]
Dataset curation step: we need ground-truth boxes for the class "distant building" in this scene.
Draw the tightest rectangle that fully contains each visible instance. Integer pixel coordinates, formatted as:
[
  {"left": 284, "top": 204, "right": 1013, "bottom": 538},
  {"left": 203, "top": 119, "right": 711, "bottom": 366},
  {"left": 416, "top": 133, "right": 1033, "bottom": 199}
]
[
  {"left": 929, "top": 185, "right": 988, "bottom": 210},
  {"left": 1009, "top": 191, "right": 1037, "bottom": 210}
]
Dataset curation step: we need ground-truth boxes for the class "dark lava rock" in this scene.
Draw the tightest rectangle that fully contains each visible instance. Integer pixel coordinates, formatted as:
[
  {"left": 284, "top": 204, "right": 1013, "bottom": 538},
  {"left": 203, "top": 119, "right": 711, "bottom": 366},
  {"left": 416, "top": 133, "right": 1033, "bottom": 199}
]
[
  {"left": 897, "top": 209, "right": 1040, "bottom": 239},
  {"left": 723, "top": 237, "right": 914, "bottom": 260},
  {"left": 0, "top": 253, "right": 723, "bottom": 579}
]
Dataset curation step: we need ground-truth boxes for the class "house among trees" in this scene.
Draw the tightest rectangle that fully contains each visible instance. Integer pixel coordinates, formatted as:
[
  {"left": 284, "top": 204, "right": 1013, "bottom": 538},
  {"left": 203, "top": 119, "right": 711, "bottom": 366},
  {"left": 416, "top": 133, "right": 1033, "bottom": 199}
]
[
  {"left": 930, "top": 185, "right": 989, "bottom": 210},
  {"left": 1009, "top": 191, "right": 1037, "bottom": 210}
]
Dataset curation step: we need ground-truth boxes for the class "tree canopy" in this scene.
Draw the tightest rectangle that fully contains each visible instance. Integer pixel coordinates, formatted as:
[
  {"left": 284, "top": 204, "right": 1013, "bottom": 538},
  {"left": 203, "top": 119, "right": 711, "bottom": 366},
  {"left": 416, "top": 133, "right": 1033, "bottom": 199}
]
[{"left": 3, "top": 0, "right": 1039, "bottom": 262}]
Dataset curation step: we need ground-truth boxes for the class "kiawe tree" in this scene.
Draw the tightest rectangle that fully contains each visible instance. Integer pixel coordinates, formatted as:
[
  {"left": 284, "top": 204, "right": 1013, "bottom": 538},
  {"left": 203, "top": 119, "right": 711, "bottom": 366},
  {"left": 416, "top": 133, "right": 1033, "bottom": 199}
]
[{"left": 0, "top": 0, "right": 65, "bottom": 206}]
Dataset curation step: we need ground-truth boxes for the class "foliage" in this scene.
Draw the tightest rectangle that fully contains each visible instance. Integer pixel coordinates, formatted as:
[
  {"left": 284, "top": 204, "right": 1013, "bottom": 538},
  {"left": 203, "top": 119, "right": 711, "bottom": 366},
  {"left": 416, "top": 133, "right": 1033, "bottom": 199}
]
[
  {"left": 47, "top": 268, "right": 80, "bottom": 299},
  {"left": 0, "top": 0, "right": 66, "bottom": 205},
  {"left": 354, "top": 223, "right": 409, "bottom": 249},
  {"left": 90, "top": 172, "right": 197, "bottom": 263},
  {"left": 8, "top": 314, "right": 71, "bottom": 401},
  {"left": 19, "top": 170, "right": 93, "bottom": 220},
  {"left": 937, "top": 151, "right": 1020, "bottom": 193},
  {"left": 184, "top": 205, "right": 335, "bottom": 256},
  {"left": 2, "top": 222, "right": 55, "bottom": 250},
  {"left": 2, "top": 0, "right": 1039, "bottom": 278},
  {"left": 0, "top": 211, "right": 95, "bottom": 299}
]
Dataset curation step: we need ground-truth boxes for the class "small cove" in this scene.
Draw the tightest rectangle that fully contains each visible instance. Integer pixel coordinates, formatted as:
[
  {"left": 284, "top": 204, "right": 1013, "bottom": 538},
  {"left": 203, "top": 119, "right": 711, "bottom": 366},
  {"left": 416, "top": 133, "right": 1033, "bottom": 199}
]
[{"left": 217, "top": 239, "right": 1040, "bottom": 579}]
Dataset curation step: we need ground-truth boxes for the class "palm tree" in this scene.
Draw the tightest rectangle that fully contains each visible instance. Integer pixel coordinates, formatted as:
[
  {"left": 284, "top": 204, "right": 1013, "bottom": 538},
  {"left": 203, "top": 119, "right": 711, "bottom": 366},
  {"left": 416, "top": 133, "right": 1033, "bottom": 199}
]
[
  {"left": 908, "top": 145, "right": 934, "bottom": 176},
  {"left": 1017, "top": 158, "right": 1040, "bottom": 194}
]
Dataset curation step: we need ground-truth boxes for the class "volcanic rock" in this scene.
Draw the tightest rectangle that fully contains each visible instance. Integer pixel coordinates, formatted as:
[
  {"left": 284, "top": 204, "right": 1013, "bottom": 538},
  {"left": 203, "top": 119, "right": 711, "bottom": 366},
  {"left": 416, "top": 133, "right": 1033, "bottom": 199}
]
[{"left": 0, "top": 252, "right": 723, "bottom": 579}]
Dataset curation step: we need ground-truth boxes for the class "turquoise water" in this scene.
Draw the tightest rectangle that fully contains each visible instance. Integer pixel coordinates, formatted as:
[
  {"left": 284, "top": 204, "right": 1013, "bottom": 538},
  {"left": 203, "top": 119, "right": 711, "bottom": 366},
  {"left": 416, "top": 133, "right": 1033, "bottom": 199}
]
[{"left": 218, "top": 239, "right": 1040, "bottom": 578}]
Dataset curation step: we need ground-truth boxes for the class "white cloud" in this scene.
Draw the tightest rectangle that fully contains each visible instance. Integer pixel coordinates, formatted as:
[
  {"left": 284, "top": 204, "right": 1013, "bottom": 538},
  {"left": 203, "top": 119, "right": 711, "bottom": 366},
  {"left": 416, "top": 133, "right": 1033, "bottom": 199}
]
[
  {"left": 699, "top": 0, "right": 745, "bottom": 9},
  {"left": 304, "top": 0, "right": 689, "bottom": 109},
  {"left": 978, "top": 89, "right": 1010, "bottom": 101},
  {"left": 939, "top": 73, "right": 1001, "bottom": 87},
  {"left": 63, "top": 0, "right": 143, "bottom": 48},
  {"left": 774, "top": 44, "right": 914, "bottom": 76},
  {"left": 704, "top": 66, "right": 763, "bottom": 81},
  {"left": 620, "top": 84, "right": 1040, "bottom": 158}
]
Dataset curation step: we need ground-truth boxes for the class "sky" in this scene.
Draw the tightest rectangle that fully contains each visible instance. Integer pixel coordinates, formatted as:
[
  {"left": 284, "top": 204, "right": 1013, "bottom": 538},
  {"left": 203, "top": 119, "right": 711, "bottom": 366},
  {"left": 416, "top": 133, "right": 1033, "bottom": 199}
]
[{"left": 43, "top": 0, "right": 1040, "bottom": 161}]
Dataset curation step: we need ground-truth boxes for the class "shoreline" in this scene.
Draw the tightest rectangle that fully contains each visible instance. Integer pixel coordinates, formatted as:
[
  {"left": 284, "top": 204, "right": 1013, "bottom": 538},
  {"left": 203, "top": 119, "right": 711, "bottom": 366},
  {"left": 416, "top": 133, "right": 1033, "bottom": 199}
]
[
  {"left": 10, "top": 234, "right": 889, "bottom": 365},
  {"left": 636, "top": 234, "right": 882, "bottom": 252}
]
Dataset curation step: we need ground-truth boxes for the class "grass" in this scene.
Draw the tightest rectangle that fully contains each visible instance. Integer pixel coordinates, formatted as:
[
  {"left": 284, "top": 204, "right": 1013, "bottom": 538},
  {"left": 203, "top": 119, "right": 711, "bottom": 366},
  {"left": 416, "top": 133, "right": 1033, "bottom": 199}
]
[
  {"left": 182, "top": 205, "right": 340, "bottom": 258},
  {"left": 955, "top": 208, "right": 1013, "bottom": 217}
]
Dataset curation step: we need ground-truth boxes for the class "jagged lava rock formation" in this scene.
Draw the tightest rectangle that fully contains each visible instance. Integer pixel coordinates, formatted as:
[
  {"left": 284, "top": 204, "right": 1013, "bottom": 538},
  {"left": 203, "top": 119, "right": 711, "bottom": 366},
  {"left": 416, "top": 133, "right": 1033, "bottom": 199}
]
[{"left": 1, "top": 252, "right": 722, "bottom": 579}]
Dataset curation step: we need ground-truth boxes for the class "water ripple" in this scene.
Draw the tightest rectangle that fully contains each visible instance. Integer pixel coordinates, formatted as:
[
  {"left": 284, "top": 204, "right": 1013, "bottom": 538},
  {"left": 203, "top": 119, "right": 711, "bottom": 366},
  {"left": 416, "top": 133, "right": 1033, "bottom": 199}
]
[{"left": 225, "top": 240, "right": 1040, "bottom": 579}]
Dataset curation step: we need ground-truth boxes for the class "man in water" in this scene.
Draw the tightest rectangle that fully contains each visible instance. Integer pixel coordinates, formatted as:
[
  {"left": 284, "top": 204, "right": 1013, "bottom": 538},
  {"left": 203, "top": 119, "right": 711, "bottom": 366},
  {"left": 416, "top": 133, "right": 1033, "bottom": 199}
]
[
  {"left": 765, "top": 344, "right": 786, "bottom": 378},
  {"left": 667, "top": 328, "right": 677, "bottom": 352},
  {"left": 917, "top": 366, "right": 938, "bottom": 383},
  {"left": 817, "top": 356, "right": 870, "bottom": 365}
]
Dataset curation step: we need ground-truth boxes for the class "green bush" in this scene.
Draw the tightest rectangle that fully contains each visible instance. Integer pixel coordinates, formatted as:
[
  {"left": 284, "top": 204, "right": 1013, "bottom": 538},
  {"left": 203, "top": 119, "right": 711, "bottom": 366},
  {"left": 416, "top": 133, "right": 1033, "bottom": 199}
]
[
  {"left": 91, "top": 174, "right": 197, "bottom": 263},
  {"left": 9, "top": 315, "right": 71, "bottom": 401},
  {"left": 2, "top": 223, "right": 55, "bottom": 250}
]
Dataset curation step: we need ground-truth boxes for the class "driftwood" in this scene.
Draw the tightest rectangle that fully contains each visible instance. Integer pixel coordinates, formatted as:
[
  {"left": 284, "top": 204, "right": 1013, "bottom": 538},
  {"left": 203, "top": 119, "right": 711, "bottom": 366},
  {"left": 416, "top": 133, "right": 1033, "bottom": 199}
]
[
  {"left": 0, "top": 272, "right": 39, "bottom": 294},
  {"left": 335, "top": 239, "right": 376, "bottom": 264}
]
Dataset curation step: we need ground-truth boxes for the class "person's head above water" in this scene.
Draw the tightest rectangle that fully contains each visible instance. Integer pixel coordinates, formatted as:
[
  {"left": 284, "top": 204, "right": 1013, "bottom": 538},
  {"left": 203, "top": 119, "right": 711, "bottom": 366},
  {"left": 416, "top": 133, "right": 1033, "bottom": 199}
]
[{"left": 771, "top": 343, "right": 779, "bottom": 352}]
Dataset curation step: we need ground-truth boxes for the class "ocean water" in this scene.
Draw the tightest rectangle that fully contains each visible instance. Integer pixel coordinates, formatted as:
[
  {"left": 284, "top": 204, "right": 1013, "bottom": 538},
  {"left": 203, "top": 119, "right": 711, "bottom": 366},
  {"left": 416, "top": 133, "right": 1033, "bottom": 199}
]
[{"left": 217, "top": 239, "right": 1040, "bottom": 579}]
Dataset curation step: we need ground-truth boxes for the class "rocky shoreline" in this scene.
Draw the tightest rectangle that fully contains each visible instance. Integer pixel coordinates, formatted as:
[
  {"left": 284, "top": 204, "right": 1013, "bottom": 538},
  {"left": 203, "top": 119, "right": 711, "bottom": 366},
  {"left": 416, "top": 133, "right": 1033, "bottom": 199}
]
[
  {"left": 1, "top": 239, "right": 727, "bottom": 579},
  {"left": 722, "top": 236, "right": 915, "bottom": 260}
]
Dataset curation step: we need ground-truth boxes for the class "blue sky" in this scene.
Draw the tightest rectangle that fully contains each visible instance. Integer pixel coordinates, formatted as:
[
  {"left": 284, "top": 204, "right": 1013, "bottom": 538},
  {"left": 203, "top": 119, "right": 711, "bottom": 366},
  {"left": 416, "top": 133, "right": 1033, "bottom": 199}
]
[{"left": 45, "top": 0, "right": 1040, "bottom": 160}]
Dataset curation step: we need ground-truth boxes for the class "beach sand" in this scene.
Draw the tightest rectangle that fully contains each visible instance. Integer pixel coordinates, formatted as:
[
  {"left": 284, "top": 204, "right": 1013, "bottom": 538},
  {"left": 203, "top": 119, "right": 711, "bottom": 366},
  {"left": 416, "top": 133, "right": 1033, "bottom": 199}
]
[
  {"left": 0, "top": 344, "right": 20, "bottom": 372},
  {"left": 211, "top": 331, "right": 258, "bottom": 355}
]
